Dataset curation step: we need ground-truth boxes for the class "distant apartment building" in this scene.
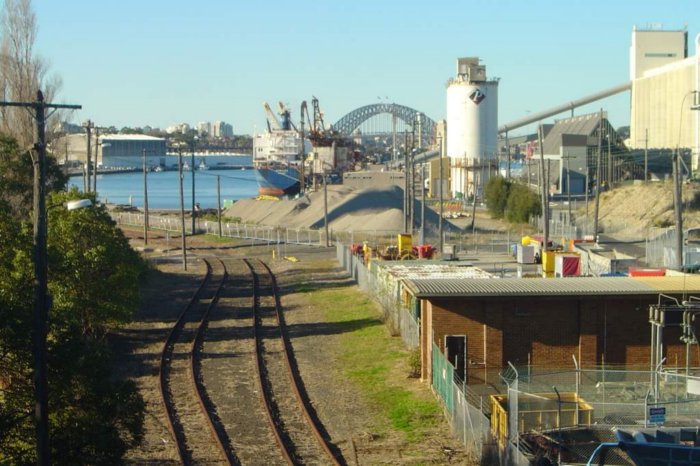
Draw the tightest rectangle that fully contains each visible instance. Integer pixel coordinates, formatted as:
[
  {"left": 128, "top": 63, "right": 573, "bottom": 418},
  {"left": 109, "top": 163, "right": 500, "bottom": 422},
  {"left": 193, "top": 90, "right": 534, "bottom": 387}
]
[
  {"left": 197, "top": 121, "right": 212, "bottom": 137},
  {"left": 165, "top": 123, "right": 191, "bottom": 134},
  {"left": 212, "top": 120, "right": 233, "bottom": 138}
]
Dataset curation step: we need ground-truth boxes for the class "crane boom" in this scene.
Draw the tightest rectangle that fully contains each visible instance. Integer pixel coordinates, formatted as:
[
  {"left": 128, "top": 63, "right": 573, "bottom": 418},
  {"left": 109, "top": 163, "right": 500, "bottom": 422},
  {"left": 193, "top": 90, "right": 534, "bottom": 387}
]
[{"left": 263, "top": 101, "right": 282, "bottom": 132}]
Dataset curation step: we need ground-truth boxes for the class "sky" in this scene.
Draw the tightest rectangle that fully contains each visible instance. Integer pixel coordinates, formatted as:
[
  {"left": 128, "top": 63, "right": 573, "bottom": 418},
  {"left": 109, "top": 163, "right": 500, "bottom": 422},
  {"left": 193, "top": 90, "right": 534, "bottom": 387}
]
[{"left": 23, "top": 0, "right": 699, "bottom": 137}]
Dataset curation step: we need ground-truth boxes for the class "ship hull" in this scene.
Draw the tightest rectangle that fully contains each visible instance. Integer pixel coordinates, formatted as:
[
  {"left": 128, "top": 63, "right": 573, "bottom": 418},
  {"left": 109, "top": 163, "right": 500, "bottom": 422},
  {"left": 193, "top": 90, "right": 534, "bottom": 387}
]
[{"left": 254, "top": 166, "right": 300, "bottom": 197}]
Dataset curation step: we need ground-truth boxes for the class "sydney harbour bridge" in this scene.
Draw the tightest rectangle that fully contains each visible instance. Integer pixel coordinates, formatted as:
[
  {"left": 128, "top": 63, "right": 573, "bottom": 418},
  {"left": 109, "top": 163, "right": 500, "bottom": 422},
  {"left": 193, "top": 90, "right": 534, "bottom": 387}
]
[{"left": 332, "top": 103, "right": 437, "bottom": 150}]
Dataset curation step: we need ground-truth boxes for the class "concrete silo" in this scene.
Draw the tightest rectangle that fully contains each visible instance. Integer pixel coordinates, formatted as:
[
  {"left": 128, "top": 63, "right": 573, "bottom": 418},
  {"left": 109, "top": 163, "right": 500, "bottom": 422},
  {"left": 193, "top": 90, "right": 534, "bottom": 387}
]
[{"left": 446, "top": 57, "right": 499, "bottom": 199}]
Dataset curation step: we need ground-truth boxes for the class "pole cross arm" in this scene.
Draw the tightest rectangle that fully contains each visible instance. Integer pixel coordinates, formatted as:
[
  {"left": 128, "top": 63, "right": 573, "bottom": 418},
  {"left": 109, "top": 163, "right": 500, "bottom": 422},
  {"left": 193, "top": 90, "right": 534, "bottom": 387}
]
[{"left": 0, "top": 100, "right": 81, "bottom": 110}]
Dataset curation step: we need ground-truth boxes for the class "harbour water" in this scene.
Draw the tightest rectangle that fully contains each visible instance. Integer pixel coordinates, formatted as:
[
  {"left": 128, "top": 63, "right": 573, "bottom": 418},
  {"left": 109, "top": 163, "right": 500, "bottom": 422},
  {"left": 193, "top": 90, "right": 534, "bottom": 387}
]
[{"left": 69, "top": 168, "right": 258, "bottom": 209}]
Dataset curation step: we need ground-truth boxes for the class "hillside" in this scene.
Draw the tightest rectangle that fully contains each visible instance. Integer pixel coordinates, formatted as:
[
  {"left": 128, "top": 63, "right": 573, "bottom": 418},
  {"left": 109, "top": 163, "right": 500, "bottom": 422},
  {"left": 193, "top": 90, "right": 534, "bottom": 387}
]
[{"left": 577, "top": 181, "right": 700, "bottom": 239}]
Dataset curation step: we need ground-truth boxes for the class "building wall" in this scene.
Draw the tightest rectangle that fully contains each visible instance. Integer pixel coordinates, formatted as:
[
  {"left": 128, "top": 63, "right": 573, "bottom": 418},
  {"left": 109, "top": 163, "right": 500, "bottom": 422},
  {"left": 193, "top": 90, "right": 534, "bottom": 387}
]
[
  {"left": 101, "top": 138, "right": 166, "bottom": 168},
  {"left": 630, "top": 29, "right": 687, "bottom": 80},
  {"left": 630, "top": 57, "right": 696, "bottom": 151},
  {"left": 343, "top": 170, "right": 404, "bottom": 190},
  {"left": 426, "top": 295, "right": 698, "bottom": 385}
]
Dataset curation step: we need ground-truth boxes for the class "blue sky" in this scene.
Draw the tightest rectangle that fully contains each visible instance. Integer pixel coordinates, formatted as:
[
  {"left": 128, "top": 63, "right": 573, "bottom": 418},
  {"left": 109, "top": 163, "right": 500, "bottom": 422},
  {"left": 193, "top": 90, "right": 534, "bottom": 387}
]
[{"left": 28, "top": 0, "right": 697, "bottom": 136}]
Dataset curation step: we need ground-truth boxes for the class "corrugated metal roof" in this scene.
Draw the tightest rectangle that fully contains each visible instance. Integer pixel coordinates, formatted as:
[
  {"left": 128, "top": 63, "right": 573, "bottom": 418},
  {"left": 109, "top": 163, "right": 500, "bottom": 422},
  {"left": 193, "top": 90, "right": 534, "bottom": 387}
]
[
  {"left": 376, "top": 262, "right": 496, "bottom": 280},
  {"left": 543, "top": 113, "right": 601, "bottom": 155},
  {"left": 630, "top": 276, "right": 700, "bottom": 294},
  {"left": 405, "top": 277, "right": 660, "bottom": 298}
]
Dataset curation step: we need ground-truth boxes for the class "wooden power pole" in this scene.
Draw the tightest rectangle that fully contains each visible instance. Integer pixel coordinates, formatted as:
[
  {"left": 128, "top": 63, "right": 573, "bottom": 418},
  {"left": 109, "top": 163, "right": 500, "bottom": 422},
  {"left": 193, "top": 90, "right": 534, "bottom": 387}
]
[{"left": 0, "top": 91, "right": 81, "bottom": 466}]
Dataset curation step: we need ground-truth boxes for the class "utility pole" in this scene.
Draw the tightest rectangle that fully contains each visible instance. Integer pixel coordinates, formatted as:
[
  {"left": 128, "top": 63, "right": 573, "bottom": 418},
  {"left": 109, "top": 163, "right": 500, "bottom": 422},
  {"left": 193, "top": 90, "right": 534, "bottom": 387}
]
[
  {"left": 674, "top": 149, "right": 684, "bottom": 269},
  {"left": 505, "top": 131, "right": 510, "bottom": 179},
  {"left": 561, "top": 153, "right": 574, "bottom": 226},
  {"left": 191, "top": 144, "right": 196, "bottom": 235},
  {"left": 93, "top": 126, "right": 99, "bottom": 193},
  {"left": 178, "top": 149, "right": 187, "bottom": 271},
  {"left": 299, "top": 101, "right": 306, "bottom": 195},
  {"left": 83, "top": 120, "right": 93, "bottom": 193},
  {"left": 420, "top": 163, "right": 425, "bottom": 245},
  {"left": 142, "top": 149, "right": 149, "bottom": 246},
  {"left": 439, "top": 135, "right": 444, "bottom": 253},
  {"left": 607, "top": 125, "right": 613, "bottom": 186},
  {"left": 644, "top": 128, "right": 649, "bottom": 182},
  {"left": 538, "top": 125, "right": 549, "bottom": 249},
  {"left": 1, "top": 91, "right": 81, "bottom": 466},
  {"left": 216, "top": 175, "right": 222, "bottom": 237},
  {"left": 593, "top": 109, "right": 603, "bottom": 242},
  {"left": 403, "top": 130, "right": 409, "bottom": 232}
]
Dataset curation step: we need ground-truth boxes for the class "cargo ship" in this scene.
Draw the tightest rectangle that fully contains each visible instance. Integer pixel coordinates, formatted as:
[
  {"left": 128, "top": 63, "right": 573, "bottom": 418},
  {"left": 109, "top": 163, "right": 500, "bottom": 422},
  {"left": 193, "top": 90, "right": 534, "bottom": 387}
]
[{"left": 253, "top": 102, "right": 302, "bottom": 197}]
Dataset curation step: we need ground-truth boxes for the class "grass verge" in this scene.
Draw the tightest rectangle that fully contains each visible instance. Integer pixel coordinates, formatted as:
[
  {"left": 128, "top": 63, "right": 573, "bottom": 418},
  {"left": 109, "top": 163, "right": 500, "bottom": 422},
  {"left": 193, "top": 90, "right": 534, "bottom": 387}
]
[{"left": 305, "top": 279, "right": 442, "bottom": 442}]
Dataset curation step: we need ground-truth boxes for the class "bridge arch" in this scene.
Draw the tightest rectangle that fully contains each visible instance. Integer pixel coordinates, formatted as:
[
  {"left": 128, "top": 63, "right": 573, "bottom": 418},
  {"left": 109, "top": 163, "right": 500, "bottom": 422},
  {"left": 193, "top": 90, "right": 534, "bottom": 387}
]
[{"left": 333, "top": 103, "right": 436, "bottom": 146}]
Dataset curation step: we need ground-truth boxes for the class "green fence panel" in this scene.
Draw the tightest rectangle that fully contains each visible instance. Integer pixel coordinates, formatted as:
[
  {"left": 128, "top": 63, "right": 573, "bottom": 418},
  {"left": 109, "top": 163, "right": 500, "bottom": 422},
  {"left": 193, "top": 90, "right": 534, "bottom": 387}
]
[{"left": 432, "top": 342, "right": 454, "bottom": 413}]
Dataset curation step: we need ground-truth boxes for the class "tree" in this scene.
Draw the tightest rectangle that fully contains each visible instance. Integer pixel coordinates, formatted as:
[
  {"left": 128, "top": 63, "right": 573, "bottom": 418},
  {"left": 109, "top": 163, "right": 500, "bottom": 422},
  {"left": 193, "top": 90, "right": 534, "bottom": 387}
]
[
  {"left": 0, "top": 0, "right": 63, "bottom": 149},
  {"left": 0, "top": 170, "right": 145, "bottom": 462},
  {"left": 506, "top": 182, "right": 542, "bottom": 223},
  {"left": 0, "top": 133, "right": 67, "bottom": 218},
  {"left": 47, "top": 189, "right": 144, "bottom": 339},
  {"left": 484, "top": 175, "right": 510, "bottom": 218}
]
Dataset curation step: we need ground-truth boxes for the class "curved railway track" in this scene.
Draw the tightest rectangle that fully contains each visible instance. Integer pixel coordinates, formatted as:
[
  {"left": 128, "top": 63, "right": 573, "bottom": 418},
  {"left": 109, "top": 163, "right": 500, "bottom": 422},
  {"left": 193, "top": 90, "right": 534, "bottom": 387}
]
[
  {"left": 157, "top": 257, "right": 343, "bottom": 465},
  {"left": 244, "top": 258, "right": 344, "bottom": 466},
  {"left": 158, "top": 257, "right": 236, "bottom": 465}
]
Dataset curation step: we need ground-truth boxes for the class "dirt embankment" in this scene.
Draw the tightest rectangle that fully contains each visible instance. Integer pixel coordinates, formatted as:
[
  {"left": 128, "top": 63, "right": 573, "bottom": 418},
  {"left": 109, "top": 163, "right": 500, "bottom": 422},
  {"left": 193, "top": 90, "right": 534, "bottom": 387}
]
[
  {"left": 577, "top": 181, "right": 700, "bottom": 239},
  {"left": 225, "top": 184, "right": 453, "bottom": 233}
]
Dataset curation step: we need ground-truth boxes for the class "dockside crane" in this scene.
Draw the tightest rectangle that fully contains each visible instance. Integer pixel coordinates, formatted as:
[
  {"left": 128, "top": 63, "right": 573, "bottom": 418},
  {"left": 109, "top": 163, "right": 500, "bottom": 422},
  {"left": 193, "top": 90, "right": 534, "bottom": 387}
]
[{"left": 263, "top": 101, "right": 282, "bottom": 132}]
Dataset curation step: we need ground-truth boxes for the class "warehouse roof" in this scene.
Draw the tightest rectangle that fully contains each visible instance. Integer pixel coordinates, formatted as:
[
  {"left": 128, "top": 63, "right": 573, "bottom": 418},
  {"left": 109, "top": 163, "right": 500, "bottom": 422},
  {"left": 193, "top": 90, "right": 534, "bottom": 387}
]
[
  {"left": 101, "top": 134, "right": 164, "bottom": 141},
  {"left": 403, "top": 276, "right": 698, "bottom": 298},
  {"left": 542, "top": 113, "right": 602, "bottom": 155}
]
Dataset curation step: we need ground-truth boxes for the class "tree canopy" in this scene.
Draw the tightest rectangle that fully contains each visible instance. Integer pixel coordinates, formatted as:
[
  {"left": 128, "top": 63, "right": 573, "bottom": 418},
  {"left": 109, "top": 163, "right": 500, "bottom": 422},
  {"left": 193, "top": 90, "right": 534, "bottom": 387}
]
[
  {"left": 0, "top": 156, "right": 145, "bottom": 463},
  {"left": 484, "top": 175, "right": 542, "bottom": 224}
]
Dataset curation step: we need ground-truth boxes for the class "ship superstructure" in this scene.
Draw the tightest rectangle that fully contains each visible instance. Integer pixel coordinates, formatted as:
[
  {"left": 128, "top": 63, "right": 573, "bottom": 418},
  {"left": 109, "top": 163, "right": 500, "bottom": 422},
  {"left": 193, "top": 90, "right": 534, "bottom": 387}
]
[{"left": 253, "top": 102, "right": 303, "bottom": 196}]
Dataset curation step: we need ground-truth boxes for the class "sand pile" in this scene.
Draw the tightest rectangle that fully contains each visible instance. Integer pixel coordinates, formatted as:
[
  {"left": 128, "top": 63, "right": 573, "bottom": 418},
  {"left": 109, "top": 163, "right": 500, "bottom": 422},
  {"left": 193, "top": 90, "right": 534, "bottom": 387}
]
[{"left": 225, "top": 185, "right": 446, "bottom": 232}]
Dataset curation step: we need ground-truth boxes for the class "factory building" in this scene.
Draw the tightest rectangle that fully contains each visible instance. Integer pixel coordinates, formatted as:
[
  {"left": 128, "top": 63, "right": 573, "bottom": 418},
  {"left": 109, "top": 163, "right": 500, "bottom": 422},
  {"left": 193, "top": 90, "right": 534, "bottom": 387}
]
[
  {"left": 100, "top": 134, "right": 167, "bottom": 169},
  {"left": 628, "top": 27, "right": 699, "bottom": 171},
  {"left": 446, "top": 57, "right": 499, "bottom": 199},
  {"left": 50, "top": 133, "right": 166, "bottom": 170}
]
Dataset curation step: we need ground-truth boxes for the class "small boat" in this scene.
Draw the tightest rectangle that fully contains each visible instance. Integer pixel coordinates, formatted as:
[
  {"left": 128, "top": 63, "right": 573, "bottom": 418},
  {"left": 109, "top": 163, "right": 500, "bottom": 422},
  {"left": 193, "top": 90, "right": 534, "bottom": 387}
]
[
  {"left": 198, "top": 159, "right": 209, "bottom": 170},
  {"left": 182, "top": 161, "right": 191, "bottom": 171},
  {"left": 153, "top": 165, "right": 164, "bottom": 173}
]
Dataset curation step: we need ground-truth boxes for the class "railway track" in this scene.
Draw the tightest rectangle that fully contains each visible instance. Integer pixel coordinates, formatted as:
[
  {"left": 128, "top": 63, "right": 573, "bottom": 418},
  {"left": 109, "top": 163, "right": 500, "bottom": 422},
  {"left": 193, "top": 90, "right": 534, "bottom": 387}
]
[
  {"left": 157, "top": 257, "right": 343, "bottom": 465},
  {"left": 158, "top": 257, "right": 236, "bottom": 465},
  {"left": 244, "top": 258, "right": 344, "bottom": 466}
]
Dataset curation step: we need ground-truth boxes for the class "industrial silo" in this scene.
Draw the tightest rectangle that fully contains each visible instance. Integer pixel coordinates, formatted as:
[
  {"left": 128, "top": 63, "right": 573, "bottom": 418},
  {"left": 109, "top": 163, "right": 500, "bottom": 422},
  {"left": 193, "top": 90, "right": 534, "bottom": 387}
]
[{"left": 446, "top": 57, "right": 499, "bottom": 199}]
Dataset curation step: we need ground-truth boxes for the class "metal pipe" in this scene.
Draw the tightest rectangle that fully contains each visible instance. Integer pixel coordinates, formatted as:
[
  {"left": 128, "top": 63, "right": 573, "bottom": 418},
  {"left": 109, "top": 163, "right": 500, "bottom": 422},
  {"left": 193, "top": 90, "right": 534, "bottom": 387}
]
[{"left": 498, "top": 81, "right": 632, "bottom": 134}]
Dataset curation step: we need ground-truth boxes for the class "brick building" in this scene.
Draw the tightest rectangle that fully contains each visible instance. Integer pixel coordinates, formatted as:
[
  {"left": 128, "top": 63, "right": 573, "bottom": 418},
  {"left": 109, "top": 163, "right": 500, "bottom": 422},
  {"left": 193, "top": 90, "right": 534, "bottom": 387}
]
[{"left": 405, "top": 275, "right": 700, "bottom": 386}]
